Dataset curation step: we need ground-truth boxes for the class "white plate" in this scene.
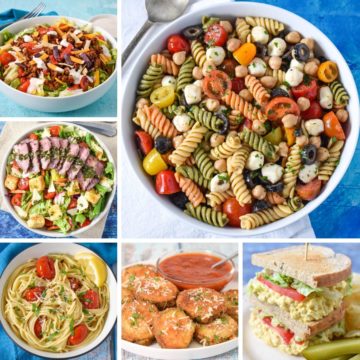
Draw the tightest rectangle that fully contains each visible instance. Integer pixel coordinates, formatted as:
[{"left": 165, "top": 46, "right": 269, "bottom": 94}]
[
  {"left": 0, "top": 243, "right": 117, "bottom": 359},
  {"left": 121, "top": 261, "right": 239, "bottom": 360}
]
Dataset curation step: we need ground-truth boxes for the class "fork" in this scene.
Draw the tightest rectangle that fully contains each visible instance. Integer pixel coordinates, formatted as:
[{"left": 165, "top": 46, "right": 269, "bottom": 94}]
[{"left": 0, "top": 2, "right": 46, "bottom": 30}]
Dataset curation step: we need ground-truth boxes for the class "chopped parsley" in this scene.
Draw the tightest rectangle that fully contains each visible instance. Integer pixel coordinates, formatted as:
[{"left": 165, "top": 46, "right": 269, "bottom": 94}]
[{"left": 32, "top": 304, "right": 40, "bottom": 316}]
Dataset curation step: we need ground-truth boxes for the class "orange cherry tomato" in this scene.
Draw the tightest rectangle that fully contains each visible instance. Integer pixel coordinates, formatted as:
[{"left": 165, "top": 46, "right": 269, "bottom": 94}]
[
  {"left": 296, "top": 178, "right": 322, "bottom": 201},
  {"left": 203, "top": 70, "right": 232, "bottom": 100},
  {"left": 265, "top": 97, "right": 300, "bottom": 122},
  {"left": 317, "top": 61, "right": 338, "bottom": 83},
  {"left": 323, "top": 111, "right": 345, "bottom": 140},
  {"left": 233, "top": 43, "right": 256, "bottom": 66}
]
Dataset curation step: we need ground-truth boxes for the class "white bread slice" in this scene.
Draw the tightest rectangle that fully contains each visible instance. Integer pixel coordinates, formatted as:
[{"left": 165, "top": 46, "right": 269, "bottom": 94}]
[
  {"left": 249, "top": 294, "right": 345, "bottom": 339},
  {"left": 251, "top": 245, "right": 352, "bottom": 288}
]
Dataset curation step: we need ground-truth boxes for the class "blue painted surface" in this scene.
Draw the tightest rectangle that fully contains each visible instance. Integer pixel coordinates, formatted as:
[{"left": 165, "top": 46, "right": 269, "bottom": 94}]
[
  {"left": 234, "top": 0, "right": 360, "bottom": 237},
  {"left": 0, "top": 1, "right": 117, "bottom": 117},
  {"left": 0, "top": 122, "right": 117, "bottom": 238}
]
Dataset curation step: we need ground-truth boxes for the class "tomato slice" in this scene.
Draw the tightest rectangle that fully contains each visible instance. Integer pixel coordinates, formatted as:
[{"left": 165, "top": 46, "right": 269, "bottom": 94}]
[
  {"left": 0, "top": 51, "right": 15, "bottom": 66},
  {"left": 323, "top": 111, "right": 345, "bottom": 140},
  {"left": 257, "top": 275, "right": 306, "bottom": 302},
  {"left": 81, "top": 289, "right": 100, "bottom": 309},
  {"left": 223, "top": 198, "right": 252, "bottom": 227},
  {"left": 49, "top": 126, "right": 61, "bottom": 136},
  {"left": 23, "top": 286, "right": 46, "bottom": 302},
  {"left": 67, "top": 324, "right": 89, "bottom": 346},
  {"left": 301, "top": 101, "right": 323, "bottom": 120},
  {"left": 34, "top": 317, "right": 44, "bottom": 338},
  {"left": 231, "top": 77, "right": 245, "bottom": 94},
  {"left": 135, "top": 130, "right": 153, "bottom": 156},
  {"left": 68, "top": 277, "right": 82, "bottom": 291},
  {"left": 20, "top": 42, "right": 42, "bottom": 54},
  {"left": 18, "top": 79, "right": 30, "bottom": 93},
  {"left": 292, "top": 79, "right": 318, "bottom": 101},
  {"left": 203, "top": 70, "right": 232, "bottom": 100},
  {"left": 29, "top": 133, "right": 39, "bottom": 140},
  {"left": 167, "top": 34, "right": 190, "bottom": 54},
  {"left": 80, "top": 219, "right": 91, "bottom": 228},
  {"left": 155, "top": 170, "right": 181, "bottom": 195},
  {"left": 204, "top": 24, "right": 228, "bottom": 47},
  {"left": 68, "top": 197, "right": 78, "bottom": 210},
  {"left": 18, "top": 178, "right": 29, "bottom": 191},
  {"left": 296, "top": 178, "right": 322, "bottom": 201},
  {"left": 36, "top": 256, "right": 55, "bottom": 280},
  {"left": 265, "top": 97, "right": 300, "bottom": 122},
  {"left": 262, "top": 317, "right": 294, "bottom": 345},
  {"left": 44, "top": 191, "right": 56, "bottom": 200},
  {"left": 11, "top": 193, "right": 22, "bottom": 207}
]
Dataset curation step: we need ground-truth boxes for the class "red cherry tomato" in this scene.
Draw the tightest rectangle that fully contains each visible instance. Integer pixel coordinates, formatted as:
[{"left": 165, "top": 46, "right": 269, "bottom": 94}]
[
  {"left": 203, "top": 70, "right": 232, "bottom": 100},
  {"left": 323, "top": 111, "right": 345, "bottom": 140},
  {"left": 44, "top": 191, "right": 56, "bottom": 200},
  {"left": 36, "top": 256, "right": 55, "bottom": 280},
  {"left": 296, "top": 178, "right": 322, "bottom": 201},
  {"left": 0, "top": 51, "right": 15, "bottom": 66},
  {"left": 68, "top": 197, "right": 78, "bottom": 210},
  {"left": 18, "top": 178, "right": 30, "bottom": 191},
  {"left": 81, "top": 289, "right": 100, "bottom": 309},
  {"left": 135, "top": 130, "right": 153, "bottom": 156},
  {"left": 80, "top": 219, "right": 91, "bottom": 228},
  {"left": 220, "top": 58, "right": 238, "bottom": 78},
  {"left": 265, "top": 97, "right": 300, "bottom": 121},
  {"left": 68, "top": 277, "right": 82, "bottom": 291},
  {"left": 231, "top": 77, "right": 245, "bottom": 94},
  {"left": 167, "top": 34, "right": 190, "bottom": 54},
  {"left": 204, "top": 24, "right": 228, "bottom": 47},
  {"left": 23, "top": 286, "right": 46, "bottom": 302},
  {"left": 291, "top": 79, "right": 318, "bottom": 101},
  {"left": 49, "top": 125, "right": 61, "bottom": 137},
  {"left": 67, "top": 324, "right": 89, "bottom": 346},
  {"left": 262, "top": 317, "right": 294, "bottom": 345},
  {"left": 18, "top": 79, "right": 30, "bottom": 93},
  {"left": 34, "top": 317, "right": 44, "bottom": 338},
  {"left": 222, "top": 198, "right": 252, "bottom": 227},
  {"left": 29, "top": 133, "right": 39, "bottom": 140},
  {"left": 80, "top": 76, "right": 89, "bottom": 91},
  {"left": 155, "top": 170, "right": 181, "bottom": 195},
  {"left": 301, "top": 101, "right": 323, "bottom": 120},
  {"left": 11, "top": 193, "right": 22, "bottom": 207}
]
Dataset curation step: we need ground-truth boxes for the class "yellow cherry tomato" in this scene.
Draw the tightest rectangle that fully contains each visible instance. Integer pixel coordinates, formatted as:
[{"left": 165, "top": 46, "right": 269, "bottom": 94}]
[
  {"left": 150, "top": 86, "right": 175, "bottom": 108},
  {"left": 232, "top": 43, "right": 257, "bottom": 66},
  {"left": 143, "top": 148, "right": 168, "bottom": 176},
  {"left": 317, "top": 61, "right": 338, "bottom": 83}
]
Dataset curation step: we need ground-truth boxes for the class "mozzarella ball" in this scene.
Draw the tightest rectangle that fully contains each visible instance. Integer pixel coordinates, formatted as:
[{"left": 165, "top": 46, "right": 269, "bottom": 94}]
[
  {"left": 261, "top": 164, "right": 284, "bottom": 184},
  {"left": 299, "top": 163, "right": 318, "bottom": 183},
  {"left": 319, "top": 86, "right": 333, "bottom": 109},
  {"left": 184, "top": 84, "right": 202, "bottom": 105},
  {"left": 173, "top": 113, "right": 193, "bottom": 132},
  {"left": 251, "top": 26, "right": 269, "bottom": 44},
  {"left": 248, "top": 57, "right": 267, "bottom": 77},
  {"left": 290, "top": 58, "right": 305, "bottom": 72},
  {"left": 193, "top": 79, "right": 203, "bottom": 90},
  {"left": 305, "top": 119, "right": 324, "bottom": 136},
  {"left": 246, "top": 151, "right": 265, "bottom": 171},
  {"left": 172, "top": 51, "right": 186, "bottom": 66},
  {"left": 210, "top": 173, "right": 230, "bottom": 192},
  {"left": 206, "top": 46, "right": 226, "bottom": 66},
  {"left": 267, "top": 38, "right": 287, "bottom": 57},
  {"left": 285, "top": 68, "right": 304, "bottom": 87},
  {"left": 161, "top": 75, "right": 176, "bottom": 87}
]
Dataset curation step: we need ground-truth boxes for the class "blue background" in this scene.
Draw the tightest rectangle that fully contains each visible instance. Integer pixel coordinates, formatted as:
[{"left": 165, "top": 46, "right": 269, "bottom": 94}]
[
  {"left": 0, "top": 122, "right": 117, "bottom": 238},
  {"left": 0, "top": 242, "right": 117, "bottom": 360},
  {"left": 0, "top": 0, "right": 117, "bottom": 117}
]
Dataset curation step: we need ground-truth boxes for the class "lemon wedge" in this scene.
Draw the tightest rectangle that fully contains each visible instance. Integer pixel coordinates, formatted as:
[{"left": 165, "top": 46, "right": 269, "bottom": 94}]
[{"left": 74, "top": 252, "right": 108, "bottom": 287}]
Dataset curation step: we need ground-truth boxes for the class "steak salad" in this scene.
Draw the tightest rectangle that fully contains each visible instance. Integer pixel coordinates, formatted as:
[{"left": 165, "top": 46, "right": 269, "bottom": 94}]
[{"left": 4, "top": 125, "right": 115, "bottom": 234}]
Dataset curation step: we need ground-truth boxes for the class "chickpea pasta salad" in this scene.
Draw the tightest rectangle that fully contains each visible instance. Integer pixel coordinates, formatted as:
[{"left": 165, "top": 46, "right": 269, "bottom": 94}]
[
  {"left": 0, "top": 18, "right": 117, "bottom": 96},
  {"left": 131, "top": 15, "right": 350, "bottom": 230}
]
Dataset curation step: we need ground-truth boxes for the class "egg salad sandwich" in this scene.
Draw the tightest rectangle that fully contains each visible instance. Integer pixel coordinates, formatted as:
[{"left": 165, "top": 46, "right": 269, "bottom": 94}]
[{"left": 247, "top": 245, "right": 352, "bottom": 355}]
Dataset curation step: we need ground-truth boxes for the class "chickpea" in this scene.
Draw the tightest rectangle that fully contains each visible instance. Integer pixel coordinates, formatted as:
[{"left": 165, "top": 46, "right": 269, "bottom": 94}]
[
  {"left": 172, "top": 51, "right": 186, "bottom": 66},
  {"left": 309, "top": 136, "right": 321, "bottom": 148},
  {"left": 282, "top": 114, "right": 299, "bottom": 128},
  {"left": 260, "top": 76, "right": 277, "bottom": 89},
  {"left": 297, "top": 96, "right": 310, "bottom": 111},
  {"left": 136, "top": 98, "right": 149, "bottom": 109},
  {"left": 304, "top": 61, "right": 318, "bottom": 76},
  {"left": 311, "top": 58, "right": 321, "bottom": 65},
  {"left": 202, "top": 59, "right": 216, "bottom": 77},
  {"left": 210, "top": 133, "right": 225, "bottom": 147},
  {"left": 252, "top": 119, "right": 267, "bottom": 135},
  {"left": 220, "top": 20, "right": 233, "bottom": 33},
  {"left": 301, "top": 38, "right": 315, "bottom": 50},
  {"left": 267, "top": 192, "right": 285, "bottom": 205},
  {"left": 336, "top": 108, "right": 349, "bottom": 123},
  {"left": 192, "top": 66, "right": 203, "bottom": 80},
  {"left": 296, "top": 135, "right": 309, "bottom": 147},
  {"left": 206, "top": 98, "right": 220, "bottom": 112},
  {"left": 317, "top": 147, "right": 330, "bottom": 162},
  {"left": 252, "top": 185, "right": 266, "bottom": 200},
  {"left": 227, "top": 38, "right": 241, "bottom": 52},
  {"left": 172, "top": 135, "right": 184, "bottom": 149},
  {"left": 239, "top": 89, "right": 253, "bottom": 102},
  {"left": 285, "top": 31, "right": 301, "bottom": 44},
  {"left": 214, "top": 159, "right": 227, "bottom": 172},
  {"left": 269, "top": 56, "right": 282, "bottom": 70},
  {"left": 235, "top": 65, "right": 248, "bottom": 78},
  {"left": 278, "top": 141, "right": 289, "bottom": 157}
]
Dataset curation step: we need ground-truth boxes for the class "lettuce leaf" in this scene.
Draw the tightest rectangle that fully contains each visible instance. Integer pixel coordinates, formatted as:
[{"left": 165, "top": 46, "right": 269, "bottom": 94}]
[{"left": 54, "top": 218, "right": 71, "bottom": 233}]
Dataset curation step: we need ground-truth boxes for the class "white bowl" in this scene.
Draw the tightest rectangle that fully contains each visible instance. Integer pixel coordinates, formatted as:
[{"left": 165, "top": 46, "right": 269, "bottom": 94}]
[
  {"left": 0, "top": 122, "right": 117, "bottom": 238},
  {"left": 121, "top": 1, "right": 359, "bottom": 236},
  {"left": 0, "top": 243, "right": 117, "bottom": 359},
  {"left": 0, "top": 16, "right": 117, "bottom": 113}
]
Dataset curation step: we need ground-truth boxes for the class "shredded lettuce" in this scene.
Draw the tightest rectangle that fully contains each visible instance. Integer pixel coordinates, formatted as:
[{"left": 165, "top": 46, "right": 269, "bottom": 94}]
[
  {"left": 21, "top": 191, "right": 32, "bottom": 210},
  {"left": 1, "top": 31, "right": 13, "bottom": 43},
  {"left": 28, "top": 200, "right": 51, "bottom": 216},
  {"left": 14, "top": 27, "right": 35, "bottom": 40},
  {"left": 88, "top": 196, "right": 105, "bottom": 220},
  {"left": 75, "top": 213, "right": 86, "bottom": 225},
  {"left": 45, "top": 84, "right": 67, "bottom": 97},
  {"left": 292, "top": 280, "right": 323, "bottom": 297},
  {"left": 54, "top": 218, "right": 71, "bottom": 233},
  {"left": 95, "top": 183, "right": 110, "bottom": 196},
  {"left": 104, "top": 162, "right": 114, "bottom": 180}
]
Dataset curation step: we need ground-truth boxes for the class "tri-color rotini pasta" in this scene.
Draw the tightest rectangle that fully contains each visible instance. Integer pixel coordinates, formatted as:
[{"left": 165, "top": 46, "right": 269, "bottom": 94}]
[{"left": 132, "top": 14, "right": 350, "bottom": 230}]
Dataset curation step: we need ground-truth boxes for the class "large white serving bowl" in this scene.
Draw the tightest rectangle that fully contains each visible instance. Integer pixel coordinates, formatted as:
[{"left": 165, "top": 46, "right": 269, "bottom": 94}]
[
  {"left": 0, "top": 243, "right": 117, "bottom": 359},
  {"left": 0, "top": 16, "right": 117, "bottom": 113},
  {"left": 121, "top": 1, "right": 359, "bottom": 236},
  {"left": 0, "top": 122, "right": 117, "bottom": 238}
]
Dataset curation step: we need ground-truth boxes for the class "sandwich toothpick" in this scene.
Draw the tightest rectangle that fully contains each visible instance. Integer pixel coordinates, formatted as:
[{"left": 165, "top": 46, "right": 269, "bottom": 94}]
[{"left": 305, "top": 243, "right": 310, "bottom": 261}]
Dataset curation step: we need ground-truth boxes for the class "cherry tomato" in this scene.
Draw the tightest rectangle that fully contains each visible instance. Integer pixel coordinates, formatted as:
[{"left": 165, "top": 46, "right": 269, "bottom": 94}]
[
  {"left": 20, "top": 42, "right": 41, "bottom": 54},
  {"left": 18, "top": 79, "right": 30, "bottom": 93},
  {"left": 80, "top": 76, "right": 90, "bottom": 91},
  {"left": 222, "top": 198, "right": 252, "bottom": 227},
  {"left": 49, "top": 55, "right": 58, "bottom": 64},
  {"left": 11, "top": 193, "right": 22, "bottom": 207},
  {"left": 301, "top": 101, "right": 323, "bottom": 120},
  {"left": 50, "top": 126, "right": 61, "bottom": 137},
  {"left": 29, "top": 133, "right": 39, "bottom": 140},
  {"left": 23, "top": 286, "right": 46, "bottom": 302},
  {"left": 68, "top": 277, "right": 82, "bottom": 291},
  {"left": 135, "top": 130, "right": 153, "bottom": 156},
  {"left": 265, "top": 97, "right": 300, "bottom": 121},
  {"left": 81, "top": 289, "right": 100, "bottom": 309},
  {"left": 143, "top": 148, "right": 168, "bottom": 176},
  {"left": 220, "top": 58, "right": 238, "bottom": 78},
  {"left": 80, "top": 219, "right": 91, "bottom": 228},
  {"left": 68, "top": 197, "right": 78, "bottom": 209},
  {"left": 204, "top": 24, "right": 228, "bottom": 47},
  {"left": 37, "top": 26, "right": 49, "bottom": 35},
  {"left": 296, "top": 178, "right": 322, "bottom": 201},
  {"left": 317, "top": 61, "right": 338, "bottom": 83},
  {"left": 291, "top": 79, "right": 318, "bottom": 101},
  {"left": 262, "top": 317, "right": 294, "bottom": 345},
  {"left": 45, "top": 219, "right": 54, "bottom": 227},
  {"left": 167, "top": 34, "right": 190, "bottom": 54},
  {"left": 203, "top": 70, "right": 232, "bottom": 100},
  {"left": 36, "top": 256, "right": 55, "bottom": 280},
  {"left": 34, "top": 317, "right": 44, "bottom": 339},
  {"left": 44, "top": 191, "right": 56, "bottom": 200},
  {"left": 18, "top": 178, "right": 29, "bottom": 191},
  {"left": 0, "top": 51, "right": 15, "bottom": 66},
  {"left": 150, "top": 86, "right": 175, "bottom": 108},
  {"left": 233, "top": 43, "right": 256, "bottom": 66},
  {"left": 231, "top": 77, "right": 245, "bottom": 94},
  {"left": 155, "top": 170, "right": 181, "bottom": 195},
  {"left": 323, "top": 111, "right": 345, "bottom": 140},
  {"left": 67, "top": 324, "right": 89, "bottom": 346},
  {"left": 18, "top": 67, "right": 25, "bottom": 77}
]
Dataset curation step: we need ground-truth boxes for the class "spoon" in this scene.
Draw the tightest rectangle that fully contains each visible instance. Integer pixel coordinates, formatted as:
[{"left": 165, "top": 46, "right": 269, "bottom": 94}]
[
  {"left": 122, "top": 0, "right": 189, "bottom": 65},
  {"left": 211, "top": 252, "right": 238, "bottom": 269}
]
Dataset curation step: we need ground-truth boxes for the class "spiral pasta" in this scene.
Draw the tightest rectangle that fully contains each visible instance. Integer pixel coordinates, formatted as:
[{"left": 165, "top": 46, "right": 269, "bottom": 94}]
[
  {"left": 133, "top": 108, "right": 161, "bottom": 139},
  {"left": 143, "top": 105, "right": 178, "bottom": 138},
  {"left": 161, "top": 104, "right": 187, "bottom": 119},
  {"left": 283, "top": 144, "right": 302, "bottom": 198},
  {"left": 193, "top": 146, "right": 216, "bottom": 180},
  {"left": 210, "top": 134, "right": 242, "bottom": 160},
  {"left": 235, "top": 17, "right": 251, "bottom": 43},
  {"left": 176, "top": 165, "right": 210, "bottom": 189},
  {"left": 137, "top": 64, "right": 163, "bottom": 97},
  {"left": 184, "top": 203, "right": 229, "bottom": 227},
  {"left": 265, "top": 68, "right": 286, "bottom": 86},
  {"left": 169, "top": 122, "right": 208, "bottom": 166},
  {"left": 176, "top": 56, "right": 195, "bottom": 92},
  {"left": 245, "top": 75, "right": 270, "bottom": 106},
  {"left": 175, "top": 173, "right": 205, "bottom": 207},
  {"left": 287, "top": 196, "right": 304, "bottom": 212},
  {"left": 330, "top": 81, "right": 350, "bottom": 106},
  {"left": 206, "top": 189, "right": 234, "bottom": 207},
  {"left": 230, "top": 170, "right": 252, "bottom": 206},
  {"left": 318, "top": 140, "right": 344, "bottom": 181},
  {"left": 222, "top": 90, "right": 267, "bottom": 122},
  {"left": 227, "top": 146, "right": 251, "bottom": 174},
  {"left": 191, "top": 40, "right": 207, "bottom": 68},
  {"left": 245, "top": 16, "right": 285, "bottom": 36},
  {"left": 150, "top": 54, "right": 179, "bottom": 76},
  {"left": 190, "top": 105, "right": 225, "bottom": 132},
  {"left": 228, "top": 110, "right": 244, "bottom": 131}
]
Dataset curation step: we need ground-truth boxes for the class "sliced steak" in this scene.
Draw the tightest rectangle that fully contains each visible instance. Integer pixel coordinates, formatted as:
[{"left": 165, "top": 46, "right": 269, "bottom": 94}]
[
  {"left": 86, "top": 177, "right": 100, "bottom": 191},
  {"left": 29, "top": 139, "right": 40, "bottom": 174},
  {"left": 86, "top": 155, "right": 105, "bottom": 177},
  {"left": 78, "top": 170, "right": 93, "bottom": 191},
  {"left": 59, "top": 143, "right": 79, "bottom": 176},
  {"left": 13, "top": 142, "right": 30, "bottom": 173},
  {"left": 39, "top": 137, "right": 52, "bottom": 170},
  {"left": 56, "top": 138, "right": 69, "bottom": 171},
  {"left": 48, "top": 137, "right": 61, "bottom": 169},
  {"left": 68, "top": 145, "right": 90, "bottom": 180}
]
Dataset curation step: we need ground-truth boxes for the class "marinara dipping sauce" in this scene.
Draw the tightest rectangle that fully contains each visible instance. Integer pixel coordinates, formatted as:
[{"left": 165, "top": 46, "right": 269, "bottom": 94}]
[{"left": 157, "top": 251, "right": 235, "bottom": 291}]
